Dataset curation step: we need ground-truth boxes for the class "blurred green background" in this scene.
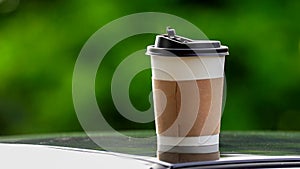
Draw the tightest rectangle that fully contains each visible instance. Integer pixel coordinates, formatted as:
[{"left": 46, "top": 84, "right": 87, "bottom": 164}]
[{"left": 0, "top": 0, "right": 299, "bottom": 135}]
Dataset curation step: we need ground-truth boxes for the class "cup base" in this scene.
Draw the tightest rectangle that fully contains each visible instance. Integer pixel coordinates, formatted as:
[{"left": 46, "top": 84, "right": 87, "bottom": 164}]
[{"left": 157, "top": 151, "right": 220, "bottom": 163}]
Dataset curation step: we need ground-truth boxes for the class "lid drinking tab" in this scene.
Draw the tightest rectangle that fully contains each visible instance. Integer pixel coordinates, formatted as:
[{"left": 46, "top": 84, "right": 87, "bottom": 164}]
[{"left": 166, "top": 26, "right": 176, "bottom": 38}]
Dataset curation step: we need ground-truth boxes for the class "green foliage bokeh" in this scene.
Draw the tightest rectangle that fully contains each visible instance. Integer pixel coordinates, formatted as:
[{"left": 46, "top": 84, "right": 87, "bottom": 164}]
[{"left": 0, "top": 0, "right": 299, "bottom": 135}]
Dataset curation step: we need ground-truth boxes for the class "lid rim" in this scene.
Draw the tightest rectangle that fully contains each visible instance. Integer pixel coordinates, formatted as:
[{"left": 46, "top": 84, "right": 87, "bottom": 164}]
[{"left": 146, "top": 45, "right": 229, "bottom": 57}]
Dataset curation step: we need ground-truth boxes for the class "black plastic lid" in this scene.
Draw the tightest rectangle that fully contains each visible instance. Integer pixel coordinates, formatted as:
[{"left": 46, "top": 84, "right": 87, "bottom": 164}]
[{"left": 146, "top": 27, "right": 229, "bottom": 57}]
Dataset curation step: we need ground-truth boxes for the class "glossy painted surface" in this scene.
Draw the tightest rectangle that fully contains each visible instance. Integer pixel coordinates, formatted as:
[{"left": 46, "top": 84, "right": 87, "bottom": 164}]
[{"left": 1, "top": 131, "right": 299, "bottom": 157}]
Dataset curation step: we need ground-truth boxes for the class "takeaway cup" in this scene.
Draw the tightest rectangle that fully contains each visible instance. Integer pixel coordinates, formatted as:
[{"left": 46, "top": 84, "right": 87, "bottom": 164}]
[{"left": 146, "top": 27, "right": 229, "bottom": 163}]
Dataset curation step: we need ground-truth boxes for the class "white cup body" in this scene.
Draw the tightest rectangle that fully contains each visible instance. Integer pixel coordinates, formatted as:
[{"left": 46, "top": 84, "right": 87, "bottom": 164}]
[
  {"left": 150, "top": 55, "right": 226, "bottom": 163},
  {"left": 151, "top": 55, "right": 225, "bottom": 81}
]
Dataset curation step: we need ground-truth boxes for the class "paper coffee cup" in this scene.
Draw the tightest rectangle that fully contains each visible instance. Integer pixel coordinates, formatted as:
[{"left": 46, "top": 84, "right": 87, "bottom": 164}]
[{"left": 146, "top": 27, "right": 229, "bottom": 163}]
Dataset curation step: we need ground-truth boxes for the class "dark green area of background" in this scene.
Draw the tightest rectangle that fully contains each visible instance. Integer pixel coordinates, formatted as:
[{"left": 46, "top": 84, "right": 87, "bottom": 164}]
[{"left": 0, "top": 0, "right": 299, "bottom": 135}]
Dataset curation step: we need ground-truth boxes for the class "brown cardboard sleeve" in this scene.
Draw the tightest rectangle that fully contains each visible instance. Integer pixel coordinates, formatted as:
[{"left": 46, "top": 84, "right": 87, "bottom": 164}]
[{"left": 153, "top": 78, "right": 224, "bottom": 137}]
